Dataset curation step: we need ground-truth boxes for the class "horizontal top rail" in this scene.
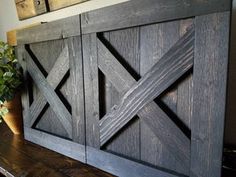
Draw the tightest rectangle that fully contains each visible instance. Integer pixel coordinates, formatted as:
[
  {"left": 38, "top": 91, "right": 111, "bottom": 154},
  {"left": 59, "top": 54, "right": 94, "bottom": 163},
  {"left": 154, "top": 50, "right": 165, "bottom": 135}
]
[
  {"left": 17, "top": 15, "right": 81, "bottom": 44},
  {"left": 81, "top": 0, "right": 231, "bottom": 34}
]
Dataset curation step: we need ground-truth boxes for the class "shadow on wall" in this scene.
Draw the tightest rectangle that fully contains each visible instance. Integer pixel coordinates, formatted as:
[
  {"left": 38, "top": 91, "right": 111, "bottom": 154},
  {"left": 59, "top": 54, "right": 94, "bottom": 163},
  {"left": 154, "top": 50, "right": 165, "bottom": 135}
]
[
  {"left": 223, "top": 0, "right": 236, "bottom": 175},
  {"left": 225, "top": 0, "right": 236, "bottom": 148}
]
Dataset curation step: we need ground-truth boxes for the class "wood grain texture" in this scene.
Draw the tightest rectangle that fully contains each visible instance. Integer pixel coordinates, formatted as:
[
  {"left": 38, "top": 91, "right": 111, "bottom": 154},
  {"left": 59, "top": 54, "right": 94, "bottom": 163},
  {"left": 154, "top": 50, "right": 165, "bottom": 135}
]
[
  {"left": 17, "top": 15, "right": 80, "bottom": 44},
  {"left": 102, "top": 28, "right": 140, "bottom": 159},
  {"left": 87, "top": 146, "right": 179, "bottom": 177},
  {"left": 15, "top": 0, "right": 47, "bottom": 20},
  {"left": 190, "top": 12, "right": 230, "bottom": 177},
  {"left": 68, "top": 36, "right": 85, "bottom": 144},
  {"left": 99, "top": 27, "right": 194, "bottom": 146},
  {"left": 176, "top": 19, "right": 193, "bottom": 129},
  {"left": 24, "top": 51, "right": 72, "bottom": 138},
  {"left": 139, "top": 20, "right": 190, "bottom": 174},
  {"left": 29, "top": 45, "right": 69, "bottom": 127},
  {"left": 29, "top": 39, "right": 69, "bottom": 138},
  {"left": 83, "top": 33, "right": 100, "bottom": 148},
  {"left": 81, "top": 0, "right": 231, "bottom": 34},
  {"left": 24, "top": 127, "right": 85, "bottom": 162},
  {"left": 48, "top": 0, "right": 88, "bottom": 11},
  {"left": 0, "top": 123, "right": 114, "bottom": 177},
  {"left": 97, "top": 35, "right": 190, "bottom": 170}
]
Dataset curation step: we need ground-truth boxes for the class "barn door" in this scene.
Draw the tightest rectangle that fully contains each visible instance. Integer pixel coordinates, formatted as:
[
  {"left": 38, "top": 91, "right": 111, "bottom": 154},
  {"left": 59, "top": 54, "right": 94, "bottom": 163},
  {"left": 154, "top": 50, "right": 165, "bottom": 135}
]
[
  {"left": 82, "top": 8, "right": 230, "bottom": 177},
  {"left": 83, "top": 18, "right": 194, "bottom": 176},
  {"left": 17, "top": 17, "right": 86, "bottom": 162}
]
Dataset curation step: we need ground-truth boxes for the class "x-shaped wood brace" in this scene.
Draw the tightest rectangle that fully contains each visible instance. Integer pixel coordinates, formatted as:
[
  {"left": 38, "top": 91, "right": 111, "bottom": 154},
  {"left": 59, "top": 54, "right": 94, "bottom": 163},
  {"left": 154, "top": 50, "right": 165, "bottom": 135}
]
[
  {"left": 98, "top": 26, "right": 194, "bottom": 167},
  {"left": 24, "top": 45, "right": 72, "bottom": 138}
]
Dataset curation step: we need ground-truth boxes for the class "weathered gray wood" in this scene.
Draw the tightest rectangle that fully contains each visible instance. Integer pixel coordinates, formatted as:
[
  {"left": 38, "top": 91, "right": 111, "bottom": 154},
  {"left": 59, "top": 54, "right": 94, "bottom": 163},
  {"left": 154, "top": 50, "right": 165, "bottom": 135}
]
[
  {"left": 99, "top": 26, "right": 194, "bottom": 146},
  {"left": 68, "top": 36, "right": 85, "bottom": 144},
  {"left": 29, "top": 46, "right": 69, "bottom": 127},
  {"left": 29, "top": 40, "right": 71, "bottom": 138},
  {"left": 139, "top": 21, "right": 188, "bottom": 175},
  {"left": 103, "top": 28, "right": 140, "bottom": 159},
  {"left": 24, "top": 51, "right": 72, "bottom": 138},
  {"left": 176, "top": 19, "right": 193, "bottom": 129},
  {"left": 86, "top": 146, "right": 180, "bottom": 177},
  {"left": 97, "top": 36, "right": 190, "bottom": 169},
  {"left": 190, "top": 12, "right": 230, "bottom": 177},
  {"left": 81, "top": 0, "right": 231, "bottom": 34},
  {"left": 83, "top": 33, "right": 100, "bottom": 148},
  {"left": 17, "top": 15, "right": 80, "bottom": 44},
  {"left": 24, "top": 127, "right": 85, "bottom": 162}
]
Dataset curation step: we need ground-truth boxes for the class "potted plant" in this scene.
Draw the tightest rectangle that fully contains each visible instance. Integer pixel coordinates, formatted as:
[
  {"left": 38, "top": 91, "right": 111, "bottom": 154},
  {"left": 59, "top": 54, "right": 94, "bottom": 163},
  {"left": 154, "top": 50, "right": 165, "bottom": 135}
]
[{"left": 0, "top": 41, "right": 23, "bottom": 134}]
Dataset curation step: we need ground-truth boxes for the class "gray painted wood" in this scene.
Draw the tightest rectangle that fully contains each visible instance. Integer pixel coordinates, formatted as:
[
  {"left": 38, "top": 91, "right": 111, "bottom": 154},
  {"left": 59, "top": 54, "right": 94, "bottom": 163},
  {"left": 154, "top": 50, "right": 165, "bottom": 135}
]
[
  {"left": 29, "top": 46, "right": 69, "bottom": 127},
  {"left": 176, "top": 19, "right": 193, "bottom": 129},
  {"left": 139, "top": 21, "right": 189, "bottom": 174},
  {"left": 24, "top": 127, "right": 85, "bottom": 162},
  {"left": 68, "top": 36, "right": 85, "bottom": 144},
  {"left": 102, "top": 28, "right": 140, "bottom": 159},
  {"left": 81, "top": 0, "right": 231, "bottom": 34},
  {"left": 29, "top": 39, "right": 70, "bottom": 138},
  {"left": 86, "top": 146, "right": 180, "bottom": 177},
  {"left": 99, "top": 26, "right": 194, "bottom": 146},
  {"left": 97, "top": 36, "right": 190, "bottom": 170},
  {"left": 17, "top": 1, "right": 231, "bottom": 176},
  {"left": 83, "top": 33, "right": 100, "bottom": 148},
  {"left": 24, "top": 51, "right": 72, "bottom": 138},
  {"left": 17, "top": 15, "right": 80, "bottom": 44},
  {"left": 190, "top": 12, "right": 230, "bottom": 177}
]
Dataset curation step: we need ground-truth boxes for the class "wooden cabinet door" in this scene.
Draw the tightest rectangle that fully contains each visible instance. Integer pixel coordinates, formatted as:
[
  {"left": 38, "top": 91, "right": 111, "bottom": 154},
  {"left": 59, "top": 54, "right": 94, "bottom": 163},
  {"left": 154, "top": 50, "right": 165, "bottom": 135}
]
[
  {"left": 81, "top": 1, "right": 230, "bottom": 177},
  {"left": 17, "top": 1, "right": 231, "bottom": 177},
  {"left": 17, "top": 16, "right": 86, "bottom": 162}
]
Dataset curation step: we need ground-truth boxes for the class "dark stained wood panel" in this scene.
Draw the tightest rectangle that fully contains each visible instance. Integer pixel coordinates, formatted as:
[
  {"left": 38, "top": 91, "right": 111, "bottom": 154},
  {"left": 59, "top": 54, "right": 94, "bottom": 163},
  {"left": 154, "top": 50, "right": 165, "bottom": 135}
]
[
  {"left": 102, "top": 28, "right": 140, "bottom": 159},
  {"left": 97, "top": 33, "right": 191, "bottom": 174},
  {"left": 139, "top": 20, "right": 192, "bottom": 174},
  {"left": 190, "top": 12, "right": 230, "bottom": 177},
  {"left": 99, "top": 27, "right": 194, "bottom": 146},
  {"left": 25, "top": 51, "right": 73, "bottom": 137},
  {"left": 17, "top": 1, "right": 231, "bottom": 176},
  {"left": 176, "top": 19, "right": 194, "bottom": 129},
  {"left": 29, "top": 46, "right": 69, "bottom": 127}
]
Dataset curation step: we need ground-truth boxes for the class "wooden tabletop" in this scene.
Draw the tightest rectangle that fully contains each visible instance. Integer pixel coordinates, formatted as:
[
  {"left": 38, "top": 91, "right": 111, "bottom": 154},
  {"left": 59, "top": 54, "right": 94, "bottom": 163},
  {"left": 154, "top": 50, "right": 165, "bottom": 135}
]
[{"left": 0, "top": 123, "right": 115, "bottom": 177}]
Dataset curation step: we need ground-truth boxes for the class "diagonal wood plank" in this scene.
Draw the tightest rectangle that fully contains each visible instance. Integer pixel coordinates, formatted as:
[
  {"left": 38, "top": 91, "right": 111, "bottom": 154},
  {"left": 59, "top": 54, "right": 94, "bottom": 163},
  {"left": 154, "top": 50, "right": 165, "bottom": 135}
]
[
  {"left": 97, "top": 28, "right": 192, "bottom": 167},
  {"left": 99, "top": 26, "right": 194, "bottom": 149},
  {"left": 29, "top": 46, "right": 70, "bottom": 127},
  {"left": 24, "top": 51, "right": 72, "bottom": 138}
]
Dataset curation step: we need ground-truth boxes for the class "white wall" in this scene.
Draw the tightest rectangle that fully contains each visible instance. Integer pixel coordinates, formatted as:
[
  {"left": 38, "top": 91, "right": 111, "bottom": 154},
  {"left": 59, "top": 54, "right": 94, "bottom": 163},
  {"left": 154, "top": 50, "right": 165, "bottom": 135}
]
[{"left": 0, "top": 0, "right": 128, "bottom": 42}]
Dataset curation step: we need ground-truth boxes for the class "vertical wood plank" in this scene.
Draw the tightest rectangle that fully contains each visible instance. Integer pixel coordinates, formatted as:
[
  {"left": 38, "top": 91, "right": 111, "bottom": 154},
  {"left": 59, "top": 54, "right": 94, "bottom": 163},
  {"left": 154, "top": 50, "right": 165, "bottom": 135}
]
[
  {"left": 68, "top": 36, "right": 85, "bottom": 144},
  {"left": 103, "top": 28, "right": 140, "bottom": 159},
  {"left": 83, "top": 33, "right": 100, "bottom": 148},
  {"left": 140, "top": 21, "right": 188, "bottom": 175},
  {"left": 190, "top": 12, "right": 230, "bottom": 177}
]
